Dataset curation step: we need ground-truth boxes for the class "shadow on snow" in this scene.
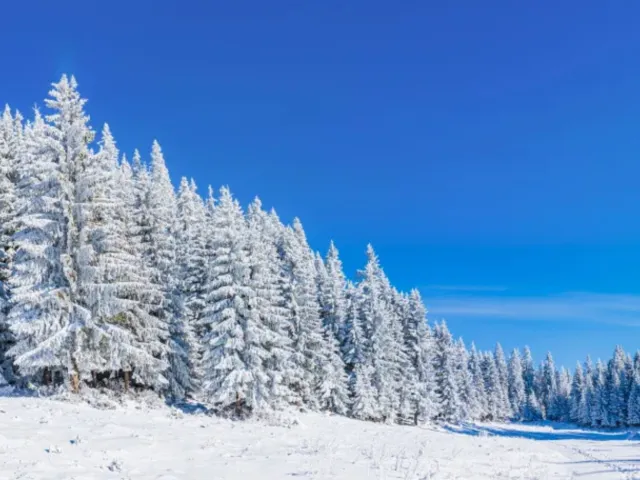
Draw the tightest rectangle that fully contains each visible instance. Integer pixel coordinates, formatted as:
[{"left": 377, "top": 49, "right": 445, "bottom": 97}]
[{"left": 444, "top": 422, "right": 635, "bottom": 442}]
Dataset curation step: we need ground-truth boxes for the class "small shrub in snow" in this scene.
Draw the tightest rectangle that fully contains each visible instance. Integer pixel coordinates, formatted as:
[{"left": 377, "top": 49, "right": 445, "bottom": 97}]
[{"left": 107, "top": 459, "right": 123, "bottom": 472}]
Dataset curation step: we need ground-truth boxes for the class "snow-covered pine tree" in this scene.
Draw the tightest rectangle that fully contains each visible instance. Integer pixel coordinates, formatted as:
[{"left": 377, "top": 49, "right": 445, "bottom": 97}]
[
  {"left": 201, "top": 187, "right": 271, "bottom": 415},
  {"left": 522, "top": 346, "right": 536, "bottom": 398},
  {"left": 174, "top": 177, "right": 209, "bottom": 397},
  {"left": 80, "top": 124, "right": 167, "bottom": 390},
  {"left": 494, "top": 343, "right": 512, "bottom": 419},
  {"left": 468, "top": 343, "right": 488, "bottom": 420},
  {"left": 554, "top": 367, "right": 571, "bottom": 422},
  {"left": 540, "top": 352, "right": 558, "bottom": 420},
  {"left": 356, "top": 245, "right": 405, "bottom": 422},
  {"left": 433, "top": 321, "right": 462, "bottom": 423},
  {"left": 591, "top": 359, "right": 607, "bottom": 427},
  {"left": 604, "top": 346, "right": 627, "bottom": 427},
  {"left": 146, "top": 141, "right": 187, "bottom": 399},
  {"left": 0, "top": 105, "right": 21, "bottom": 383},
  {"left": 246, "top": 199, "right": 295, "bottom": 410},
  {"left": 569, "top": 362, "right": 585, "bottom": 424},
  {"left": 403, "top": 289, "right": 437, "bottom": 424},
  {"left": 341, "top": 281, "right": 364, "bottom": 376},
  {"left": 116, "top": 153, "right": 169, "bottom": 391},
  {"left": 313, "top": 252, "right": 349, "bottom": 414},
  {"left": 627, "top": 366, "right": 640, "bottom": 426},
  {"left": 578, "top": 356, "right": 593, "bottom": 426},
  {"left": 321, "top": 241, "right": 347, "bottom": 344},
  {"left": 455, "top": 338, "right": 476, "bottom": 421},
  {"left": 9, "top": 76, "right": 101, "bottom": 391},
  {"left": 385, "top": 291, "right": 412, "bottom": 424},
  {"left": 481, "top": 351, "right": 502, "bottom": 421},
  {"left": 278, "top": 218, "right": 326, "bottom": 410},
  {"left": 523, "top": 388, "right": 543, "bottom": 422},
  {"left": 0, "top": 106, "right": 19, "bottom": 300},
  {"left": 507, "top": 348, "right": 526, "bottom": 420},
  {"left": 8, "top": 109, "right": 67, "bottom": 385}
]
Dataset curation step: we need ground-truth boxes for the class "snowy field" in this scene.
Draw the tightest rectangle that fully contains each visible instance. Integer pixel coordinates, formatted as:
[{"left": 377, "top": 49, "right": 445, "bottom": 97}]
[{"left": 1, "top": 395, "right": 639, "bottom": 480}]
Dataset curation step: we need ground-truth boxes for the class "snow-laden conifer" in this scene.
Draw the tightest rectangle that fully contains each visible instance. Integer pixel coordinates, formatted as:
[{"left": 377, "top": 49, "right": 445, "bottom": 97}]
[
  {"left": 175, "top": 177, "right": 209, "bottom": 397},
  {"left": 494, "top": 343, "right": 511, "bottom": 419},
  {"left": 201, "top": 187, "right": 272, "bottom": 415},
  {"left": 468, "top": 343, "right": 487, "bottom": 420},
  {"left": 246, "top": 199, "right": 295, "bottom": 410},
  {"left": 313, "top": 253, "right": 349, "bottom": 414},
  {"left": 570, "top": 363, "right": 585, "bottom": 424},
  {"left": 433, "top": 321, "right": 462, "bottom": 423},
  {"left": 507, "top": 348, "right": 526, "bottom": 420},
  {"left": 9, "top": 76, "right": 98, "bottom": 390}
]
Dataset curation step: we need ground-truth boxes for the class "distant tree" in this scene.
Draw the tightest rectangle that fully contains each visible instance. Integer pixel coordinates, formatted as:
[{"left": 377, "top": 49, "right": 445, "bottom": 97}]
[
  {"left": 507, "top": 348, "right": 526, "bottom": 420},
  {"left": 433, "top": 321, "right": 462, "bottom": 423}
]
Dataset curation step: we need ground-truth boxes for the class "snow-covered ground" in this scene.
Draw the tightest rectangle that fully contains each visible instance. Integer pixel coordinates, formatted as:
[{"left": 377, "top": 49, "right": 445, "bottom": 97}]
[{"left": 1, "top": 395, "right": 639, "bottom": 479}]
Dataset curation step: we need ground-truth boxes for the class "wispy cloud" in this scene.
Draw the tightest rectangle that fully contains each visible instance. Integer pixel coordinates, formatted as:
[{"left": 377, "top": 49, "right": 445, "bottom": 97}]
[
  {"left": 422, "top": 284, "right": 508, "bottom": 293},
  {"left": 424, "top": 292, "right": 640, "bottom": 326}
]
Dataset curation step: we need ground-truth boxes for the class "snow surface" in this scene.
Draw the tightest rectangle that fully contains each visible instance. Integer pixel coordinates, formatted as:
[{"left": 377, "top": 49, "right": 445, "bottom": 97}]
[{"left": 1, "top": 395, "right": 639, "bottom": 479}]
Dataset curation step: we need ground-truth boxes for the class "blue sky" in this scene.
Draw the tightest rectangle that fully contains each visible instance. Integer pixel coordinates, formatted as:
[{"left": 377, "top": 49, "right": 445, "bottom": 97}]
[{"left": 3, "top": 1, "right": 640, "bottom": 368}]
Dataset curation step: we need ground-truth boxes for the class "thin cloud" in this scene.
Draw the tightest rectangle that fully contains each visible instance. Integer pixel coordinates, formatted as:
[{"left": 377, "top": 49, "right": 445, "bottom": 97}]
[
  {"left": 425, "top": 292, "right": 640, "bottom": 327},
  {"left": 422, "top": 284, "right": 508, "bottom": 293}
]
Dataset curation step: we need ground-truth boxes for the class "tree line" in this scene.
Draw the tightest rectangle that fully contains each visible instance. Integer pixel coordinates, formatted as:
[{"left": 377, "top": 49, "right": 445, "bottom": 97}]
[{"left": 0, "top": 75, "right": 638, "bottom": 427}]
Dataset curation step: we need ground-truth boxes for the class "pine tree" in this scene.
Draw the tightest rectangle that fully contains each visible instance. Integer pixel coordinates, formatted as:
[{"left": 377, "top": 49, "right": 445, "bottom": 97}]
[
  {"left": 580, "top": 355, "right": 594, "bottom": 426},
  {"left": 604, "top": 346, "right": 626, "bottom": 427},
  {"left": 522, "top": 346, "right": 536, "bottom": 397},
  {"left": 9, "top": 77, "right": 99, "bottom": 390},
  {"left": 357, "top": 245, "right": 404, "bottom": 422},
  {"left": 341, "top": 281, "right": 365, "bottom": 376},
  {"left": 523, "top": 388, "right": 543, "bottom": 422},
  {"left": 278, "top": 219, "right": 326, "bottom": 409},
  {"left": 0, "top": 105, "right": 21, "bottom": 383},
  {"left": 201, "top": 187, "right": 270, "bottom": 415},
  {"left": 313, "top": 253, "right": 349, "bottom": 414},
  {"left": 321, "top": 241, "right": 347, "bottom": 343},
  {"left": 433, "top": 321, "right": 462, "bottom": 423},
  {"left": 175, "top": 178, "right": 209, "bottom": 397},
  {"left": 570, "top": 363, "right": 585, "bottom": 424},
  {"left": 351, "top": 360, "right": 379, "bottom": 421},
  {"left": 78, "top": 124, "right": 167, "bottom": 390},
  {"left": 507, "top": 348, "right": 526, "bottom": 420},
  {"left": 555, "top": 367, "right": 572, "bottom": 422},
  {"left": 468, "top": 343, "right": 488, "bottom": 420},
  {"left": 455, "top": 339, "right": 476, "bottom": 421},
  {"left": 0, "top": 105, "right": 19, "bottom": 298},
  {"left": 482, "top": 351, "right": 502, "bottom": 421},
  {"left": 540, "top": 352, "right": 558, "bottom": 420},
  {"left": 591, "top": 359, "right": 607, "bottom": 427},
  {"left": 494, "top": 343, "right": 511, "bottom": 419},
  {"left": 146, "top": 141, "right": 186, "bottom": 398},
  {"left": 627, "top": 370, "right": 640, "bottom": 426},
  {"left": 403, "top": 289, "right": 437, "bottom": 424},
  {"left": 246, "top": 199, "right": 295, "bottom": 410}
]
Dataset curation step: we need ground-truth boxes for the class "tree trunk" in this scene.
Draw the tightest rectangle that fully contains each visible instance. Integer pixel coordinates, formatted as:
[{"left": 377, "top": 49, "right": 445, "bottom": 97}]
[
  {"left": 70, "top": 357, "right": 80, "bottom": 393},
  {"left": 70, "top": 373, "right": 80, "bottom": 393},
  {"left": 42, "top": 367, "right": 51, "bottom": 386},
  {"left": 124, "top": 370, "right": 130, "bottom": 393},
  {"left": 236, "top": 391, "right": 241, "bottom": 416}
]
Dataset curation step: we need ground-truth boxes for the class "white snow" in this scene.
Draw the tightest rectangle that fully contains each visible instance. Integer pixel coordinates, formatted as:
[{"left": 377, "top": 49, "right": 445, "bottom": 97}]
[{"left": 1, "top": 395, "right": 639, "bottom": 479}]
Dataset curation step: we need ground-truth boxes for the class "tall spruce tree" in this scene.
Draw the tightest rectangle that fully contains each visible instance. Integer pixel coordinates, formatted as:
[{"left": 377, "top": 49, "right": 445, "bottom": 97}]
[
  {"left": 507, "top": 348, "right": 526, "bottom": 420},
  {"left": 433, "top": 321, "right": 462, "bottom": 423},
  {"left": 201, "top": 187, "right": 271, "bottom": 415}
]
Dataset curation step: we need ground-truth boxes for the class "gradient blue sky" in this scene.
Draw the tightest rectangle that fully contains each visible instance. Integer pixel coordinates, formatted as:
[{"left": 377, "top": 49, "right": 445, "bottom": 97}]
[{"left": 3, "top": 1, "right": 640, "bottom": 368}]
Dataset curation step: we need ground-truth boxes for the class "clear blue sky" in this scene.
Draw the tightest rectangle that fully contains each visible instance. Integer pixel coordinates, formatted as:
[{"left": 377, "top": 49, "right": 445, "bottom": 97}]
[{"left": 3, "top": 1, "right": 640, "bottom": 368}]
